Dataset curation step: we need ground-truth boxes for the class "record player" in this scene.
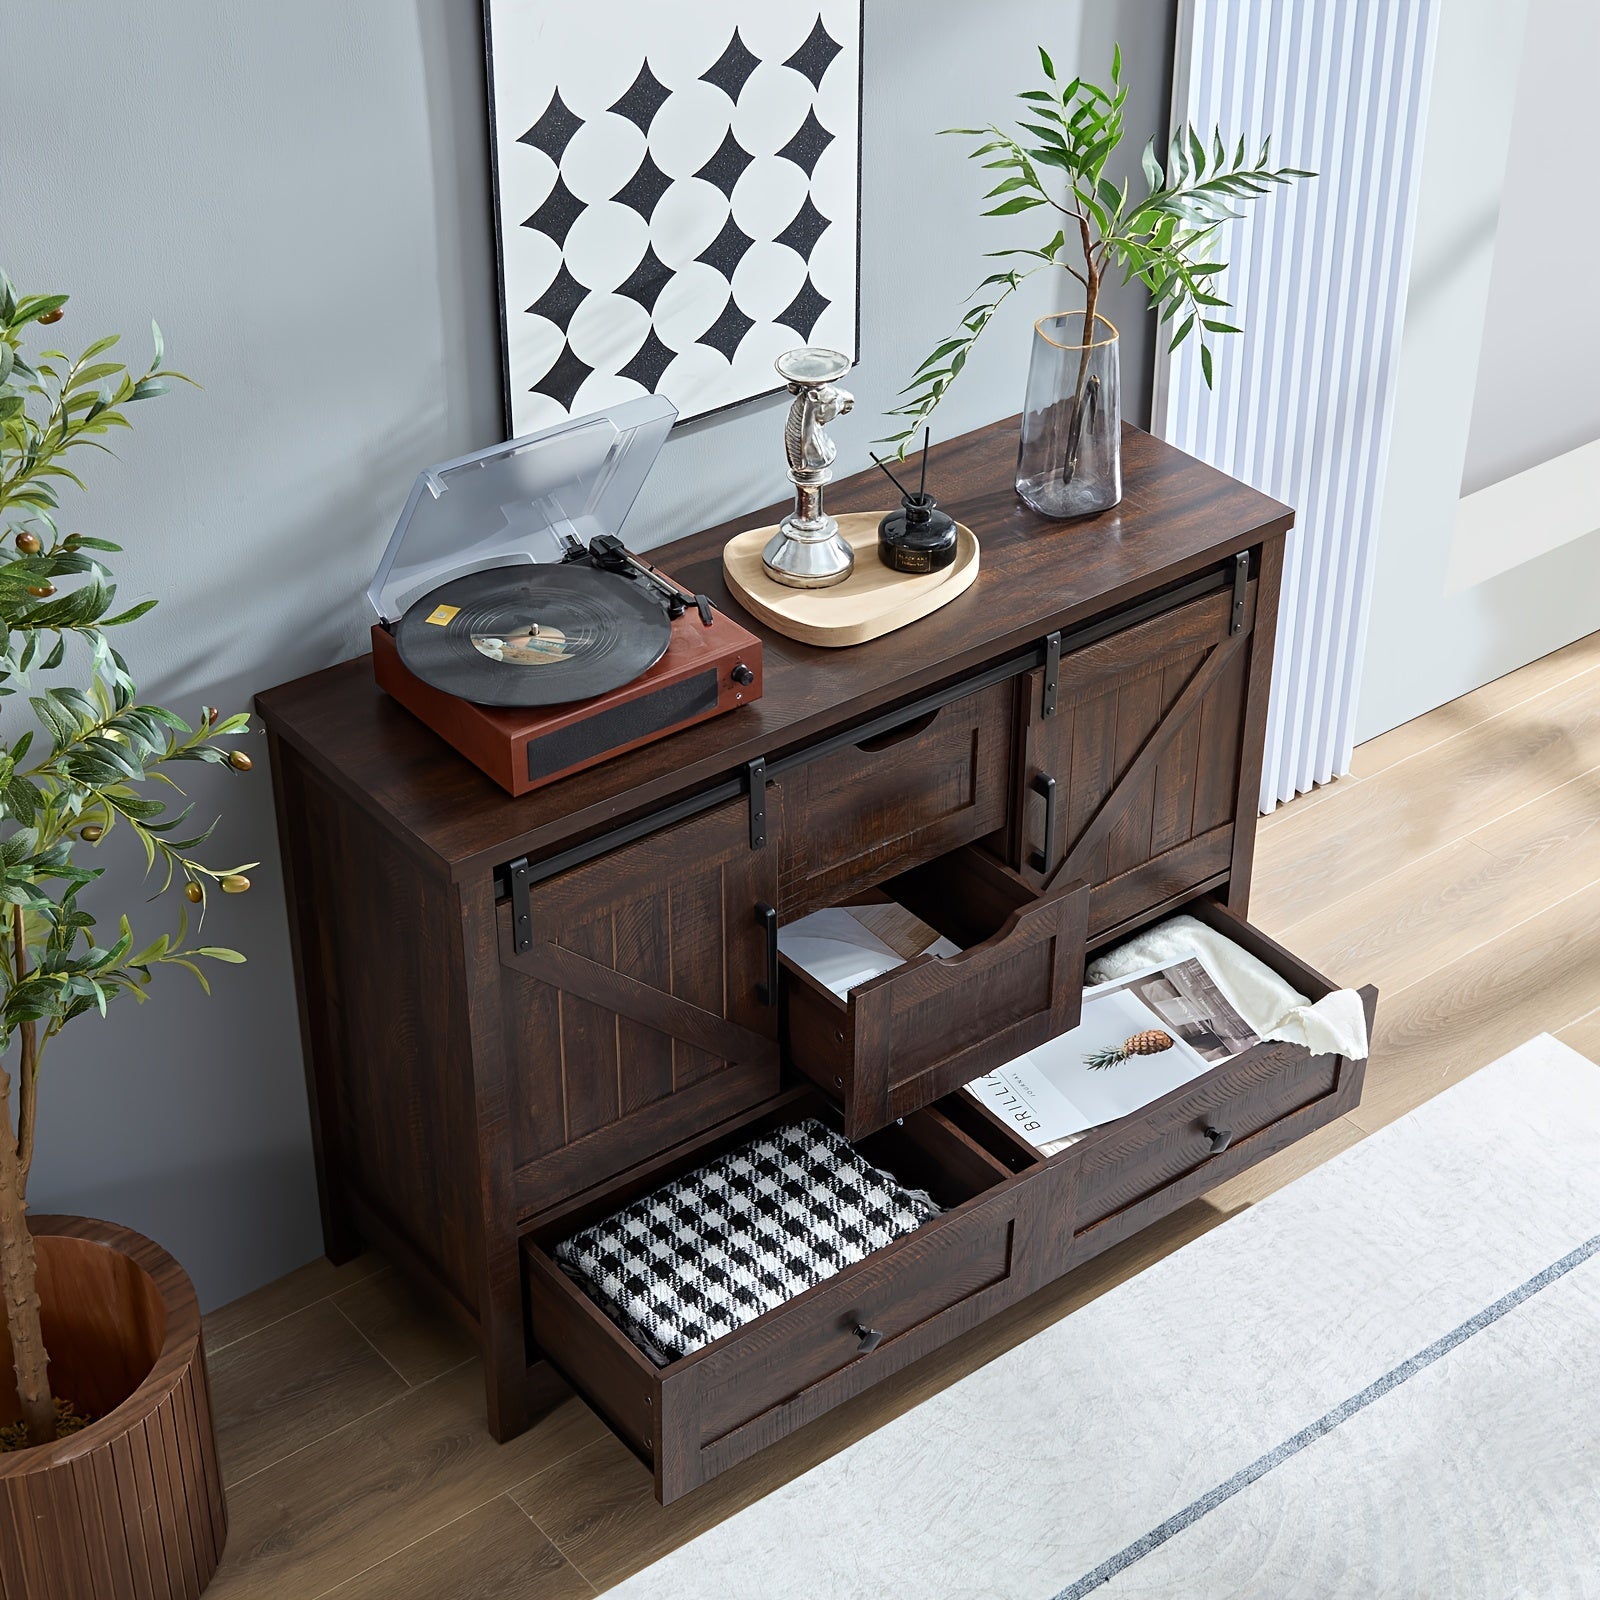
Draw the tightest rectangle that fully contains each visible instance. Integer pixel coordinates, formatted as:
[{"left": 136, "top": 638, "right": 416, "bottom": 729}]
[{"left": 368, "top": 395, "right": 762, "bottom": 796}]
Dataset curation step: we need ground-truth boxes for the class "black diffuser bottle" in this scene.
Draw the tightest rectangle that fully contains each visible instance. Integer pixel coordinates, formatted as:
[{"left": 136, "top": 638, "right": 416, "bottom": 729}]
[{"left": 872, "top": 433, "right": 958, "bottom": 576}]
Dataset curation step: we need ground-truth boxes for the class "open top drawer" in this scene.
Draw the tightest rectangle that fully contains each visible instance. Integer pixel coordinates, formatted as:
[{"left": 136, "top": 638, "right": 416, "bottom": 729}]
[
  {"left": 780, "top": 846, "right": 1091, "bottom": 1139},
  {"left": 522, "top": 1088, "right": 1072, "bottom": 1503}
]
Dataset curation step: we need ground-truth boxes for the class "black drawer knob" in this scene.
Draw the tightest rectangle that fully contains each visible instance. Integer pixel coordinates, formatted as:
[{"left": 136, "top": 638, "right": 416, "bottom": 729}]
[
  {"left": 853, "top": 1323, "right": 884, "bottom": 1354},
  {"left": 1204, "top": 1124, "right": 1234, "bottom": 1154}
]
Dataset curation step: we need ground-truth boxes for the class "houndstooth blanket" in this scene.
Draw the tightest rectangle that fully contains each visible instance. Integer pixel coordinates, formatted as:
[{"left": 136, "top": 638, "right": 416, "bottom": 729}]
[{"left": 553, "top": 1119, "right": 941, "bottom": 1365}]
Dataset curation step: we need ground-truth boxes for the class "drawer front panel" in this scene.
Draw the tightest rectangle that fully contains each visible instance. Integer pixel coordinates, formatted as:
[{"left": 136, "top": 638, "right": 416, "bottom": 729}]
[
  {"left": 695, "top": 1198, "right": 1017, "bottom": 1445},
  {"left": 779, "top": 681, "right": 1014, "bottom": 916},
  {"left": 1072, "top": 1038, "right": 1341, "bottom": 1233},
  {"left": 783, "top": 850, "right": 1089, "bottom": 1138},
  {"left": 881, "top": 935, "right": 1070, "bottom": 1112}
]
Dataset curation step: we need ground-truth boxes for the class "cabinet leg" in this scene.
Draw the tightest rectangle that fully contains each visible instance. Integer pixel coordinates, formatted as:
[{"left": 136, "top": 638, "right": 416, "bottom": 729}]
[
  {"left": 480, "top": 1235, "right": 532, "bottom": 1443},
  {"left": 482, "top": 1343, "right": 532, "bottom": 1443},
  {"left": 316, "top": 1170, "right": 363, "bottom": 1266},
  {"left": 302, "top": 1050, "right": 361, "bottom": 1265}
]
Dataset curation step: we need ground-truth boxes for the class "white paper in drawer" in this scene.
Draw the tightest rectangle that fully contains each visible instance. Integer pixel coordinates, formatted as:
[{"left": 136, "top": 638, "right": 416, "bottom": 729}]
[{"left": 778, "top": 907, "right": 960, "bottom": 1000}]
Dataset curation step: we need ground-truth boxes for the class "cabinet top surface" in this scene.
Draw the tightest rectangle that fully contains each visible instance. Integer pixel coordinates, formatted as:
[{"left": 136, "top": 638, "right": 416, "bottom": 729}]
[{"left": 256, "top": 419, "right": 1290, "bottom": 879}]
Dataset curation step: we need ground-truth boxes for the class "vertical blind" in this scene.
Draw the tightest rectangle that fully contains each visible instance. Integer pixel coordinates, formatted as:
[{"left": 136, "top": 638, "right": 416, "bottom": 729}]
[{"left": 1152, "top": 0, "right": 1440, "bottom": 808}]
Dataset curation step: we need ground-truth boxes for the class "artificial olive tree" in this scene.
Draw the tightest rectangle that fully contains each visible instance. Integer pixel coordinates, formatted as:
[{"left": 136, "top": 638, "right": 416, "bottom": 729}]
[{"left": 0, "top": 271, "right": 251, "bottom": 1446}]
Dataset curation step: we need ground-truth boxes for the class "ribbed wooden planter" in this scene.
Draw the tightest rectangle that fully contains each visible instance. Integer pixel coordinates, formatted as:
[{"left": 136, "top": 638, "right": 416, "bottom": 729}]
[{"left": 0, "top": 1215, "right": 226, "bottom": 1598}]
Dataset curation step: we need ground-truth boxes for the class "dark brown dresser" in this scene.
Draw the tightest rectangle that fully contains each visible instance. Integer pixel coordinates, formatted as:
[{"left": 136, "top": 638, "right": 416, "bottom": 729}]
[{"left": 257, "top": 419, "right": 1374, "bottom": 1504}]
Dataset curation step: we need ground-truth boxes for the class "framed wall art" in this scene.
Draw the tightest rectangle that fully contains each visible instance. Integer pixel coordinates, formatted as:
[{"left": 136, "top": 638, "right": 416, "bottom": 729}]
[{"left": 483, "top": 1, "right": 863, "bottom": 433}]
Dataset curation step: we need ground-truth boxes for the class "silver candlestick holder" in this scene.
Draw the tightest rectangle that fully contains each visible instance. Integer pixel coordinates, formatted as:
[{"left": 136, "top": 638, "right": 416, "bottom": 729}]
[{"left": 761, "top": 347, "right": 855, "bottom": 589}]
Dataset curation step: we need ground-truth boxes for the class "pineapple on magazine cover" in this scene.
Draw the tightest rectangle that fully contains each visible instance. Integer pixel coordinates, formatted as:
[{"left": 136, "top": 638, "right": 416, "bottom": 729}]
[{"left": 1084, "top": 1029, "right": 1176, "bottom": 1071}]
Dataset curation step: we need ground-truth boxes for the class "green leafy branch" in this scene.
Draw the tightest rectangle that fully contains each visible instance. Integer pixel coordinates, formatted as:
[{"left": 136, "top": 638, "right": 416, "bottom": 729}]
[
  {"left": 0, "top": 271, "right": 255, "bottom": 1169},
  {"left": 0, "top": 529, "right": 255, "bottom": 903},
  {"left": 0, "top": 271, "right": 193, "bottom": 542},
  {"left": 879, "top": 45, "right": 1312, "bottom": 455}
]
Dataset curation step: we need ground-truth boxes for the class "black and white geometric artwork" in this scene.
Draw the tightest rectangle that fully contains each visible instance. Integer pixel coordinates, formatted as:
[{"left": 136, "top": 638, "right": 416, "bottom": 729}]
[{"left": 484, "top": 2, "right": 862, "bottom": 432}]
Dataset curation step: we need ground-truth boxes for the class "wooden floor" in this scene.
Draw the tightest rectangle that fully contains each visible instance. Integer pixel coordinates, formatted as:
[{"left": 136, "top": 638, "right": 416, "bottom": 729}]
[{"left": 202, "top": 632, "right": 1600, "bottom": 1599}]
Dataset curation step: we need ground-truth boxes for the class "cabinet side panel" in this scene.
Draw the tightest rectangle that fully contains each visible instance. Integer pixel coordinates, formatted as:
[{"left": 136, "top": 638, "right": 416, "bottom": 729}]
[
  {"left": 269, "top": 732, "right": 359, "bottom": 1263},
  {"left": 1228, "top": 535, "right": 1286, "bottom": 911},
  {"left": 285, "top": 755, "right": 483, "bottom": 1311}
]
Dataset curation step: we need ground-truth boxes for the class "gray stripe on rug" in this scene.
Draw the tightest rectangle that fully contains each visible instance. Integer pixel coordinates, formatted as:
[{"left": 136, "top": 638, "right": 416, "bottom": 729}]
[{"left": 1053, "top": 1229, "right": 1600, "bottom": 1599}]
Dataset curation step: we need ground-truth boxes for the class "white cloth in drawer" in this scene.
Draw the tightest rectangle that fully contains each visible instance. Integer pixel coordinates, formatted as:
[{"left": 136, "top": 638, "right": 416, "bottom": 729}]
[
  {"left": 553, "top": 1120, "right": 941, "bottom": 1366},
  {"left": 1086, "top": 914, "right": 1369, "bottom": 1060}
]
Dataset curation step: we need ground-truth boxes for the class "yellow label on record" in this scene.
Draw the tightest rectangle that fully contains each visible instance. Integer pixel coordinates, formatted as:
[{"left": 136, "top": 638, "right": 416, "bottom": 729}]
[{"left": 424, "top": 604, "right": 459, "bottom": 626}]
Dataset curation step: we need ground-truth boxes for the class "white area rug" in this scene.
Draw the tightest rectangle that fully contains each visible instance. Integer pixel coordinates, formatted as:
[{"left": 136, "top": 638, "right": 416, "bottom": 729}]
[{"left": 610, "top": 1036, "right": 1600, "bottom": 1599}]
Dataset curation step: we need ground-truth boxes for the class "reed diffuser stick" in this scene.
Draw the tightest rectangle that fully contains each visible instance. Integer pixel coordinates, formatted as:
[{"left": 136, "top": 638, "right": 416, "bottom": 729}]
[{"left": 868, "top": 451, "right": 915, "bottom": 501}]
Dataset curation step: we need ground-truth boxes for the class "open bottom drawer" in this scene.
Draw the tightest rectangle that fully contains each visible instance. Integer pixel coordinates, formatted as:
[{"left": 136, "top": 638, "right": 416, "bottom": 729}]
[
  {"left": 522, "top": 1089, "right": 1073, "bottom": 1503},
  {"left": 1063, "top": 899, "right": 1374, "bottom": 1263},
  {"left": 952, "top": 896, "right": 1375, "bottom": 1271}
]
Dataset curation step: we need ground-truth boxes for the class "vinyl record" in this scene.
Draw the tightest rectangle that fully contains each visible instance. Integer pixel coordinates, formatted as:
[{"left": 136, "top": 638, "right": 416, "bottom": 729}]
[{"left": 396, "top": 563, "right": 672, "bottom": 707}]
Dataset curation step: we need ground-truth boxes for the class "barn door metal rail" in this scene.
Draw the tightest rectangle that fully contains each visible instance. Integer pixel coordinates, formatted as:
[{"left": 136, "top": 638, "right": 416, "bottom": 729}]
[{"left": 497, "top": 557, "right": 1242, "bottom": 901}]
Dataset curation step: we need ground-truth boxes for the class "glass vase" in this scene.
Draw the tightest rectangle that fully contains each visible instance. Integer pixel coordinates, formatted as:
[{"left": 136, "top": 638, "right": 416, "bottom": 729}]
[{"left": 1014, "top": 311, "right": 1121, "bottom": 519}]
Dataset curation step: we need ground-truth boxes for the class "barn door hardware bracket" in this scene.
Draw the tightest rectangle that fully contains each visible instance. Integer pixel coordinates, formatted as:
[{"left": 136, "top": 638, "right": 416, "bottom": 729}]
[
  {"left": 746, "top": 757, "right": 768, "bottom": 850},
  {"left": 1230, "top": 551, "right": 1249, "bottom": 636},
  {"left": 508, "top": 856, "right": 532, "bottom": 954},
  {"left": 1041, "top": 631, "right": 1061, "bottom": 717}
]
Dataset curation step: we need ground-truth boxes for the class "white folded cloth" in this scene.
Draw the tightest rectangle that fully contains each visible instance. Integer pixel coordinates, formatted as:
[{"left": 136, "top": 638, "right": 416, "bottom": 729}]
[{"left": 1086, "top": 913, "right": 1368, "bottom": 1061}]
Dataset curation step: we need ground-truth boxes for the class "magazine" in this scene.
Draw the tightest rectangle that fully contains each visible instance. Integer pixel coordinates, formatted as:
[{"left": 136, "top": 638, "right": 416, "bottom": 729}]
[{"left": 965, "top": 951, "right": 1260, "bottom": 1153}]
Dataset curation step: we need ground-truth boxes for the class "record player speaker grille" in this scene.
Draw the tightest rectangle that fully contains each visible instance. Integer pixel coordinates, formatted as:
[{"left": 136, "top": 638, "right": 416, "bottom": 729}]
[{"left": 525, "top": 669, "right": 721, "bottom": 783}]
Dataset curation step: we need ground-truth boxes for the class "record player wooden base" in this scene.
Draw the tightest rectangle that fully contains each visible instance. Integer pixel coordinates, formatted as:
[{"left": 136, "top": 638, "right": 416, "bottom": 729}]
[
  {"left": 371, "top": 598, "right": 762, "bottom": 796},
  {"left": 722, "top": 511, "right": 979, "bottom": 647}
]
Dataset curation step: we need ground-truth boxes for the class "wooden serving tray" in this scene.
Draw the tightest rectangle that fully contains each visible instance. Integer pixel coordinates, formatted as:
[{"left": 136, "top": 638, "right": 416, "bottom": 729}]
[{"left": 722, "top": 511, "right": 979, "bottom": 647}]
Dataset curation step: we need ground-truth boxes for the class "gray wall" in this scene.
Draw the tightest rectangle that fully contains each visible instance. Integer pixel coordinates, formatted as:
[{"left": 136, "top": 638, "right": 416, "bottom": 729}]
[
  {"left": 1460, "top": 0, "right": 1600, "bottom": 496},
  {"left": 1357, "top": 0, "right": 1600, "bottom": 741},
  {"left": 2, "top": 0, "right": 1172, "bottom": 1308}
]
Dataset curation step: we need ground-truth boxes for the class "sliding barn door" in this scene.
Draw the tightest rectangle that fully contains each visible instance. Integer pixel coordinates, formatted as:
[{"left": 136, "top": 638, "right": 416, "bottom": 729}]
[
  {"left": 498, "top": 793, "right": 782, "bottom": 1213},
  {"left": 1013, "top": 581, "right": 1258, "bottom": 936}
]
